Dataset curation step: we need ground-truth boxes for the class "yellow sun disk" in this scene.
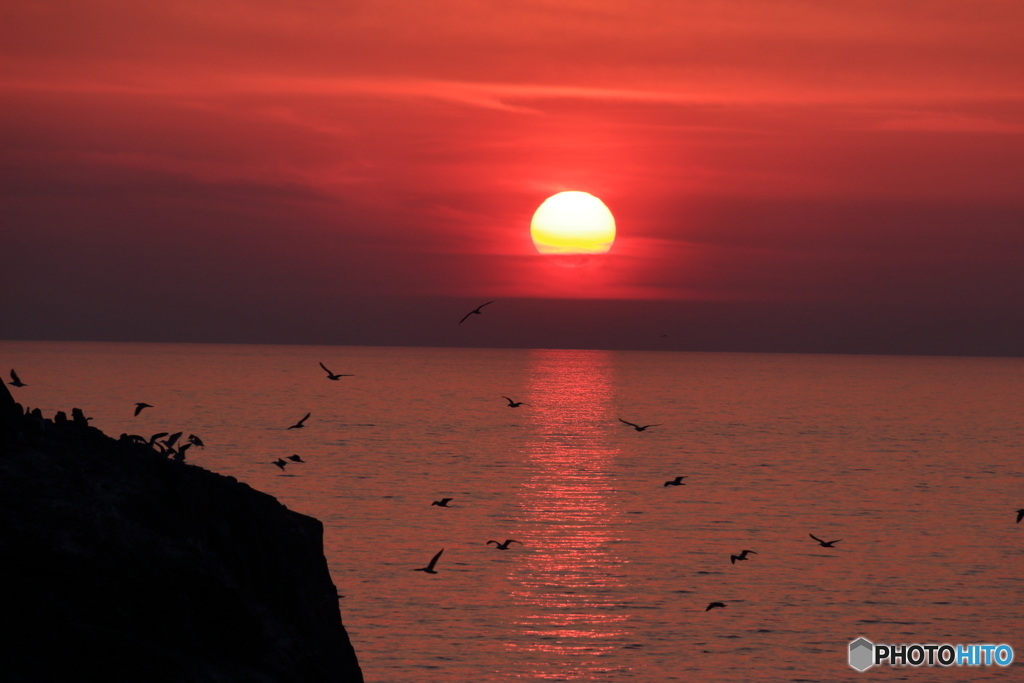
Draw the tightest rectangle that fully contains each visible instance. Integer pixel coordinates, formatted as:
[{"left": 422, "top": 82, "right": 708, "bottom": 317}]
[{"left": 530, "top": 191, "right": 616, "bottom": 255}]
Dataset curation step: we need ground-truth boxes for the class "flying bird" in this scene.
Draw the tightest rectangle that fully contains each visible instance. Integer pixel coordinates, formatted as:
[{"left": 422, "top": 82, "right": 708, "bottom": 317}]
[
  {"left": 1016, "top": 509, "right": 1024, "bottom": 523},
  {"left": 133, "top": 402, "right": 153, "bottom": 417},
  {"left": 413, "top": 548, "right": 444, "bottom": 574},
  {"left": 730, "top": 550, "right": 757, "bottom": 564},
  {"left": 319, "top": 362, "right": 353, "bottom": 381},
  {"left": 273, "top": 458, "right": 288, "bottom": 471},
  {"left": 487, "top": 539, "right": 522, "bottom": 550},
  {"left": 459, "top": 301, "right": 494, "bottom": 324},
  {"left": 502, "top": 396, "right": 529, "bottom": 408},
  {"left": 809, "top": 534, "right": 841, "bottom": 547},
  {"left": 706, "top": 602, "right": 727, "bottom": 611},
  {"left": 619, "top": 418, "right": 662, "bottom": 432},
  {"left": 431, "top": 498, "right": 453, "bottom": 507},
  {"left": 187, "top": 434, "right": 205, "bottom": 448},
  {"left": 287, "top": 413, "right": 311, "bottom": 429},
  {"left": 162, "top": 432, "right": 183, "bottom": 450},
  {"left": 664, "top": 476, "right": 687, "bottom": 487},
  {"left": 8, "top": 369, "right": 26, "bottom": 387},
  {"left": 287, "top": 454, "right": 305, "bottom": 463}
]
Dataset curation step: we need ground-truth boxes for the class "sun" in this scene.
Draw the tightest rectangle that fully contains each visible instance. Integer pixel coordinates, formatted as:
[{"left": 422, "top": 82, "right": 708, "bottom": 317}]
[{"left": 530, "top": 191, "right": 616, "bottom": 255}]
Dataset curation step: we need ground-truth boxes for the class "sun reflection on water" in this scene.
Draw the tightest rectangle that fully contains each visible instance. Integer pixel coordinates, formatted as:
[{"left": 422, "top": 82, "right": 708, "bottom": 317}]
[{"left": 505, "top": 350, "right": 631, "bottom": 680}]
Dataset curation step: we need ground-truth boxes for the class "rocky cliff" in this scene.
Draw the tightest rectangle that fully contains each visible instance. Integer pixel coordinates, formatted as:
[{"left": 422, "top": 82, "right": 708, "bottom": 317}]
[{"left": 0, "top": 382, "right": 363, "bottom": 682}]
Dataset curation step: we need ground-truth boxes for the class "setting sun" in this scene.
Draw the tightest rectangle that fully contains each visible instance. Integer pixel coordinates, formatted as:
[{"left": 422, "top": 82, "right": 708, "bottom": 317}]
[{"left": 530, "top": 191, "right": 616, "bottom": 255}]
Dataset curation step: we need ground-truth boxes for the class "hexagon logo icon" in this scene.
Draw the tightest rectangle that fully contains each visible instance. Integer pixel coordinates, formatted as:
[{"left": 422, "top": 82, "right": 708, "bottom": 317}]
[{"left": 849, "top": 638, "right": 874, "bottom": 671}]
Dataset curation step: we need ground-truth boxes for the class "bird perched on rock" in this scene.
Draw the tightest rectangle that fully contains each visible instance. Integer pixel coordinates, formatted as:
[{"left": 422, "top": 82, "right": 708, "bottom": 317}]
[
  {"left": 172, "top": 443, "right": 191, "bottom": 462},
  {"left": 133, "top": 402, "right": 153, "bottom": 417}
]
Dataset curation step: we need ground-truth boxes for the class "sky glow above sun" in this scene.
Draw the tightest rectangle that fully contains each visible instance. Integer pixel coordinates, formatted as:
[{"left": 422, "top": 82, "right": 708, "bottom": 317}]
[
  {"left": 2, "top": 1, "right": 1024, "bottom": 353},
  {"left": 530, "top": 192, "right": 616, "bottom": 255}
]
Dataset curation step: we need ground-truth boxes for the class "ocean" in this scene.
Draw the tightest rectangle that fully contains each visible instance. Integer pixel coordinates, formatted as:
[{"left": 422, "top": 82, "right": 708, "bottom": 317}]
[{"left": 2, "top": 340, "right": 1022, "bottom": 681}]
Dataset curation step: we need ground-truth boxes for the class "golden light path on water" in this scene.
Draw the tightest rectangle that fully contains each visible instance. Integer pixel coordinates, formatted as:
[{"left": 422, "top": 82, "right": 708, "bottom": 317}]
[{"left": 505, "top": 351, "right": 631, "bottom": 680}]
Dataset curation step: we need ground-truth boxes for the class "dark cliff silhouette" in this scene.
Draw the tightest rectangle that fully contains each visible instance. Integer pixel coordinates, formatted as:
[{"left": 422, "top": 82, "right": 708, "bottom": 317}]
[{"left": 0, "top": 382, "right": 363, "bottom": 683}]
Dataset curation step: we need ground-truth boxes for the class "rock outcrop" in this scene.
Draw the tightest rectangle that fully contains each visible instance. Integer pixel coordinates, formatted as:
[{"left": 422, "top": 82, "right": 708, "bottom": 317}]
[{"left": 0, "top": 382, "right": 363, "bottom": 682}]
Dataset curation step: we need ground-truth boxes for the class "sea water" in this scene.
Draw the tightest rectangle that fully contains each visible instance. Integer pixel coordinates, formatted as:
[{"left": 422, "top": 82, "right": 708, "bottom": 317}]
[{"left": 2, "top": 340, "right": 1022, "bottom": 681}]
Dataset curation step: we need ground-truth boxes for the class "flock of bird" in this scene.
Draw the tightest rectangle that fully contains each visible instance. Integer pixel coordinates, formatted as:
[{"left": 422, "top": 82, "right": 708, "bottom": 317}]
[{"left": 8, "top": 307, "right": 1024, "bottom": 618}]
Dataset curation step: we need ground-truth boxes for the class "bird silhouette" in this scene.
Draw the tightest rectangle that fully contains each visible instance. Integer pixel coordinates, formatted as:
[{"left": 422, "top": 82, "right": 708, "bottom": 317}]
[
  {"left": 8, "top": 369, "right": 26, "bottom": 387},
  {"left": 706, "top": 602, "right": 726, "bottom": 611},
  {"left": 287, "top": 413, "right": 311, "bottom": 429},
  {"left": 173, "top": 443, "right": 191, "bottom": 462},
  {"left": 133, "top": 402, "right": 153, "bottom": 417},
  {"left": 319, "top": 362, "right": 353, "bottom": 381},
  {"left": 287, "top": 454, "right": 305, "bottom": 463},
  {"left": 619, "top": 418, "right": 662, "bottom": 432},
  {"left": 431, "top": 498, "right": 453, "bottom": 507},
  {"left": 809, "top": 533, "right": 841, "bottom": 547},
  {"left": 187, "top": 434, "right": 205, "bottom": 448},
  {"left": 487, "top": 539, "right": 522, "bottom": 550},
  {"left": 147, "top": 432, "right": 169, "bottom": 447},
  {"left": 273, "top": 458, "right": 288, "bottom": 471},
  {"left": 1016, "top": 509, "right": 1024, "bottom": 523},
  {"left": 459, "top": 301, "right": 494, "bottom": 324},
  {"left": 664, "top": 476, "right": 687, "bottom": 487},
  {"left": 162, "top": 432, "right": 183, "bottom": 450},
  {"left": 502, "top": 396, "right": 529, "bottom": 408},
  {"left": 730, "top": 550, "right": 757, "bottom": 564},
  {"left": 413, "top": 548, "right": 444, "bottom": 574}
]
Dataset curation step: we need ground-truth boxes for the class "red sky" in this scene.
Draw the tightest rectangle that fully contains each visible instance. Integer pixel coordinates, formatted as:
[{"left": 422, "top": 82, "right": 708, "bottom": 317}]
[{"left": 3, "top": 1, "right": 1023, "bottom": 354}]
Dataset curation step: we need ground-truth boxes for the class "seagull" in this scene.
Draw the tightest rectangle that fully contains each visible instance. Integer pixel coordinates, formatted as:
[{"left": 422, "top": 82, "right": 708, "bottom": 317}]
[
  {"left": 287, "top": 413, "right": 311, "bottom": 429},
  {"left": 809, "top": 533, "right": 841, "bottom": 547},
  {"left": 133, "top": 402, "right": 153, "bottom": 417},
  {"left": 319, "top": 362, "right": 353, "bottom": 381},
  {"left": 8, "top": 369, "right": 26, "bottom": 387},
  {"left": 187, "top": 434, "right": 205, "bottom": 448},
  {"left": 147, "top": 432, "right": 169, "bottom": 447},
  {"left": 162, "top": 432, "right": 183, "bottom": 450},
  {"left": 502, "top": 396, "right": 529, "bottom": 408},
  {"left": 459, "top": 301, "right": 494, "bottom": 324},
  {"left": 431, "top": 498, "right": 453, "bottom": 507},
  {"left": 413, "top": 548, "right": 444, "bottom": 574},
  {"left": 273, "top": 458, "right": 288, "bottom": 471},
  {"left": 487, "top": 539, "right": 522, "bottom": 550},
  {"left": 287, "top": 454, "right": 305, "bottom": 463},
  {"left": 619, "top": 418, "right": 662, "bottom": 432},
  {"left": 706, "top": 602, "right": 727, "bottom": 611},
  {"left": 1016, "top": 509, "right": 1024, "bottom": 523},
  {"left": 664, "top": 476, "right": 687, "bottom": 487},
  {"left": 730, "top": 550, "right": 757, "bottom": 564},
  {"left": 173, "top": 443, "right": 191, "bottom": 462}
]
